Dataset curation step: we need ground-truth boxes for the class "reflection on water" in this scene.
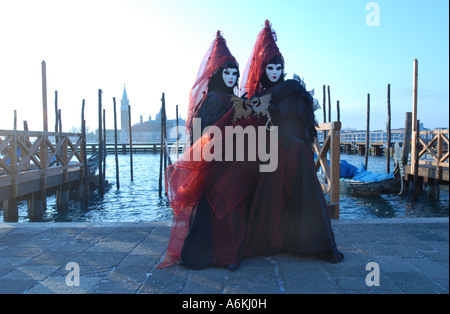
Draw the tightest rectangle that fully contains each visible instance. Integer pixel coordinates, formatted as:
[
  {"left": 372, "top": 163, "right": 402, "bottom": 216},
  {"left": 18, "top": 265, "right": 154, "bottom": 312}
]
[
  {"left": 338, "top": 192, "right": 449, "bottom": 219},
  {"left": 9, "top": 152, "right": 449, "bottom": 222},
  {"left": 14, "top": 154, "right": 173, "bottom": 223}
]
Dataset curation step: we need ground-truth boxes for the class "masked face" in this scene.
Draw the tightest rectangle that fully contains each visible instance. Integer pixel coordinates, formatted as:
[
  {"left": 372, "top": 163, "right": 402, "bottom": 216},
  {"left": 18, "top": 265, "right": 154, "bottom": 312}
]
[
  {"left": 265, "top": 63, "right": 283, "bottom": 83},
  {"left": 222, "top": 68, "right": 238, "bottom": 88}
]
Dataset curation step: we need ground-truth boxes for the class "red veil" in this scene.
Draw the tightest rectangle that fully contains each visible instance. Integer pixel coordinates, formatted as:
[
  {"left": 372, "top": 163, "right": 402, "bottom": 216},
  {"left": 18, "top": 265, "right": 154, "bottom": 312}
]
[
  {"left": 240, "top": 20, "right": 284, "bottom": 98},
  {"left": 158, "top": 111, "right": 265, "bottom": 267},
  {"left": 186, "top": 31, "right": 238, "bottom": 132},
  {"left": 157, "top": 110, "right": 233, "bottom": 268}
]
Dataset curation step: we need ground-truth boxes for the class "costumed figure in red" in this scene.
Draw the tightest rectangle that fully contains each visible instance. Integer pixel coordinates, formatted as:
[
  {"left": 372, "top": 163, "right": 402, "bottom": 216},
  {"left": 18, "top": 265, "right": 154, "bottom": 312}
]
[
  {"left": 242, "top": 20, "right": 344, "bottom": 263},
  {"left": 157, "top": 31, "right": 263, "bottom": 270}
]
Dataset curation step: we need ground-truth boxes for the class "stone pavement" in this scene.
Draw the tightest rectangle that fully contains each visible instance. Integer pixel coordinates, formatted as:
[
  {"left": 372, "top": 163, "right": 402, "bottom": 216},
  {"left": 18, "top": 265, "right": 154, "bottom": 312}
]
[{"left": 0, "top": 218, "right": 448, "bottom": 294}]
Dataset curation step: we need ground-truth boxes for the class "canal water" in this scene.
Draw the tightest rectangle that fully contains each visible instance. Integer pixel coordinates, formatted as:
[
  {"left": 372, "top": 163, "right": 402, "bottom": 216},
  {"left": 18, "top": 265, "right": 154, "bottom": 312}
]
[{"left": 7, "top": 152, "right": 450, "bottom": 222}]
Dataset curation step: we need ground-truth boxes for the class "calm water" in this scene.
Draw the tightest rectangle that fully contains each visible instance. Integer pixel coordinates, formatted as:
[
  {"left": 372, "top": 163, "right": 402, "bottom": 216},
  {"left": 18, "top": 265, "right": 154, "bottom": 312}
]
[{"left": 8, "top": 152, "right": 449, "bottom": 222}]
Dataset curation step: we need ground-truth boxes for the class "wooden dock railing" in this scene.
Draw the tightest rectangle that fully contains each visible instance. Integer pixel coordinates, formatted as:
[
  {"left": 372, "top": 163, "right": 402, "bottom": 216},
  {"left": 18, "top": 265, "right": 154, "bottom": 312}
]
[
  {"left": 0, "top": 130, "right": 84, "bottom": 177},
  {"left": 313, "top": 121, "right": 341, "bottom": 219},
  {"left": 409, "top": 128, "right": 449, "bottom": 182},
  {"left": 0, "top": 129, "right": 87, "bottom": 221}
]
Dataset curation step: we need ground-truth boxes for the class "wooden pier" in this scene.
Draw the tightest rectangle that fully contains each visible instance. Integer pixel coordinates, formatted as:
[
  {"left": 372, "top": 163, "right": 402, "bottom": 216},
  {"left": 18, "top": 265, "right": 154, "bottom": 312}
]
[
  {"left": 340, "top": 139, "right": 393, "bottom": 156},
  {"left": 0, "top": 129, "right": 95, "bottom": 222},
  {"left": 340, "top": 126, "right": 450, "bottom": 190},
  {"left": 314, "top": 121, "right": 341, "bottom": 219},
  {"left": 403, "top": 59, "right": 449, "bottom": 198},
  {"left": 404, "top": 127, "right": 449, "bottom": 198},
  {"left": 86, "top": 142, "right": 183, "bottom": 155}
]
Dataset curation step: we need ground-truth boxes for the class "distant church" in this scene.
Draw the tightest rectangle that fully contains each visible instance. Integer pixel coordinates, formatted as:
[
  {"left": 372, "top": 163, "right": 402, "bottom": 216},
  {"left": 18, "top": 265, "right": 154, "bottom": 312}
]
[
  {"left": 120, "top": 85, "right": 130, "bottom": 131},
  {"left": 119, "top": 86, "right": 186, "bottom": 143}
]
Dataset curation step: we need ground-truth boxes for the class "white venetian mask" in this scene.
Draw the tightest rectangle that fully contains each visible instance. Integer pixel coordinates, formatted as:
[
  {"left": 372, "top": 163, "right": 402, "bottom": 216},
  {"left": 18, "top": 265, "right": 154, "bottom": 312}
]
[
  {"left": 265, "top": 63, "right": 283, "bottom": 83},
  {"left": 222, "top": 68, "right": 238, "bottom": 88}
]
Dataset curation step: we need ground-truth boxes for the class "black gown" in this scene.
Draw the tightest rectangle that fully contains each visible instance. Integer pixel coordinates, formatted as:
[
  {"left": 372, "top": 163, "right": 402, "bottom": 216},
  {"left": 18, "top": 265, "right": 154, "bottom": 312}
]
[
  {"left": 180, "top": 90, "right": 247, "bottom": 270},
  {"left": 244, "top": 79, "right": 343, "bottom": 263}
]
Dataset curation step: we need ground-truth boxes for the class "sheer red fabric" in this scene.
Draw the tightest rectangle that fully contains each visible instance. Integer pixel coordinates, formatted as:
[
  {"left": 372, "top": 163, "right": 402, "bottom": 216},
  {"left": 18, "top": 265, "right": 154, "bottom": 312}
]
[
  {"left": 157, "top": 109, "right": 233, "bottom": 268},
  {"left": 165, "top": 109, "right": 235, "bottom": 217},
  {"left": 186, "top": 31, "right": 238, "bottom": 132},
  {"left": 157, "top": 108, "right": 266, "bottom": 268},
  {"left": 240, "top": 20, "right": 284, "bottom": 98}
]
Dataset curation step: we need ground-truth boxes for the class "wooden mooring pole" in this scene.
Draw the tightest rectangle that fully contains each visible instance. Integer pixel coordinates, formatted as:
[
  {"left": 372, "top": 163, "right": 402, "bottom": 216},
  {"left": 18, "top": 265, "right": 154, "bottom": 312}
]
[
  {"left": 313, "top": 121, "right": 341, "bottom": 219},
  {"left": 401, "top": 112, "right": 412, "bottom": 167},
  {"left": 113, "top": 97, "right": 120, "bottom": 189},
  {"left": 54, "top": 91, "right": 64, "bottom": 211},
  {"left": 42, "top": 61, "right": 48, "bottom": 133},
  {"left": 327, "top": 85, "right": 331, "bottom": 123},
  {"left": 103, "top": 108, "right": 106, "bottom": 182},
  {"left": 322, "top": 85, "right": 327, "bottom": 152},
  {"left": 365, "top": 93, "right": 370, "bottom": 170},
  {"left": 56, "top": 108, "right": 69, "bottom": 212},
  {"left": 98, "top": 89, "right": 104, "bottom": 195},
  {"left": 386, "top": 84, "right": 391, "bottom": 173},
  {"left": 411, "top": 59, "right": 422, "bottom": 200},
  {"left": 159, "top": 93, "right": 166, "bottom": 197},
  {"left": 55, "top": 90, "right": 59, "bottom": 151},
  {"left": 336, "top": 100, "right": 340, "bottom": 122},
  {"left": 163, "top": 101, "right": 168, "bottom": 169},
  {"left": 81, "top": 99, "right": 90, "bottom": 207},
  {"left": 322, "top": 85, "right": 327, "bottom": 124},
  {"left": 330, "top": 121, "right": 341, "bottom": 219},
  {"left": 411, "top": 59, "right": 419, "bottom": 178},
  {"left": 4, "top": 111, "right": 19, "bottom": 222},
  {"left": 23, "top": 121, "right": 44, "bottom": 220},
  {"left": 413, "top": 119, "right": 421, "bottom": 200},
  {"left": 176, "top": 104, "right": 179, "bottom": 159},
  {"left": 128, "top": 104, "right": 134, "bottom": 181},
  {"left": 40, "top": 60, "right": 48, "bottom": 210}
]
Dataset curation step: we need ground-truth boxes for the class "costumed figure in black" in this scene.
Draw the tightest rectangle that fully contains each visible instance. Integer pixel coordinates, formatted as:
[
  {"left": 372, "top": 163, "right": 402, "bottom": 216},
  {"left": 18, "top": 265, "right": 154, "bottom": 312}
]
[
  {"left": 157, "top": 31, "right": 257, "bottom": 270},
  {"left": 242, "top": 20, "right": 344, "bottom": 264}
]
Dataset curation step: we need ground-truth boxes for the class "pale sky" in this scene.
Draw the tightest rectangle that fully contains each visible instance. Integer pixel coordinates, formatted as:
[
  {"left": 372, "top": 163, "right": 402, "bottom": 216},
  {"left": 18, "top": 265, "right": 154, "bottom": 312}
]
[{"left": 1, "top": 0, "right": 448, "bottom": 133}]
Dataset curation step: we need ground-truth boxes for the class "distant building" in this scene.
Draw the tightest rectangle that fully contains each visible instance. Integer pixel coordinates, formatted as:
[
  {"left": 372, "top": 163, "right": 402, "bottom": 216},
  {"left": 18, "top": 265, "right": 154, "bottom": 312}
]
[
  {"left": 89, "top": 85, "right": 186, "bottom": 144},
  {"left": 336, "top": 123, "right": 430, "bottom": 145},
  {"left": 339, "top": 128, "right": 406, "bottom": 144},
  {"left": 126, "top": 106, "right": 186, "bottom": 143},
  {"left": 121, "top": 85, "right": 130, "bottom": 131}
]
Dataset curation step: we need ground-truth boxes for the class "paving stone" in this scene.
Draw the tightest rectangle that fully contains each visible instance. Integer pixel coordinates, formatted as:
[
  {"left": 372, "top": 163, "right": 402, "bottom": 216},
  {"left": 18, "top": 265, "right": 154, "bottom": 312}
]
[
  {"left": 1, "top": 265, "right": 59, "bottom": 281},
  {"left": 0, "top": 218, "right": 447, "bottom": 294},
  {"left": 25, "top": 276, "right": 104, "bottom": 294}
]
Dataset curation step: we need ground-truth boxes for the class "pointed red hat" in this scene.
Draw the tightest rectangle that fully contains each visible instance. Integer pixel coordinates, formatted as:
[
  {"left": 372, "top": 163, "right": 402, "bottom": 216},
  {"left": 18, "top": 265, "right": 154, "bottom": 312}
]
[
  {"left": 240, "top": 20, "right": 284, "bottom": 98},
  {"left": 187, "top": 31, "right": 238, "bottom": 131}
]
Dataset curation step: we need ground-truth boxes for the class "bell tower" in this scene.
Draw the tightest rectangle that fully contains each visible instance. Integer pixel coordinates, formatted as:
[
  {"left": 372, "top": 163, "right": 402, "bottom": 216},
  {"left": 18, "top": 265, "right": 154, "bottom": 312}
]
[{"left": 121, "top": 85, "right": 129, "bottom": 131}]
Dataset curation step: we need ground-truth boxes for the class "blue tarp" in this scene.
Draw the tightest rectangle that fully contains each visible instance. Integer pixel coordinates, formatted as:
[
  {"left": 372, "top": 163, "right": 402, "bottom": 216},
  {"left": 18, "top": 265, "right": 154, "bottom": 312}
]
[
  {"left": 314, "top": 155, "right": 395, "bottom": 182},
  {"left": 341, "top": 160, "right": 394, "bottom": 182},
  {"left": 339, "top": 160, "right": 359, "bottom": 178},
  {"left": 351, "top": 170, "right": 394, "bottom": 183},
  {"left": 4, "top": 148, "right": 21, "bottom": 166},
  {"left": 314, "top": 153, "right": 360, "bottom": 178},
  {"left": 340, "top": 160, "right": 394, "bottom": 182}
]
